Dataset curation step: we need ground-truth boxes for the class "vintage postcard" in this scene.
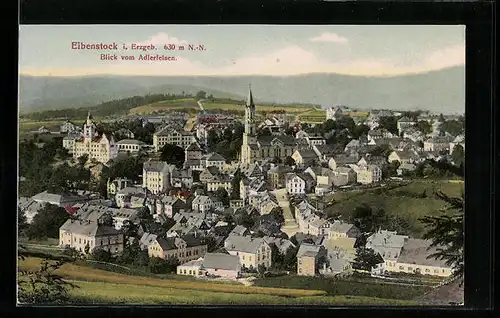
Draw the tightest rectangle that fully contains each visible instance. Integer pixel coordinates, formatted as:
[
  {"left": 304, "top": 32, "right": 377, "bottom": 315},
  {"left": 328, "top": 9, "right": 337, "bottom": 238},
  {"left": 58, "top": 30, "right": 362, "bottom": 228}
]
[{"left": 17, "top": 25, "right": 465, "bottom": 306}]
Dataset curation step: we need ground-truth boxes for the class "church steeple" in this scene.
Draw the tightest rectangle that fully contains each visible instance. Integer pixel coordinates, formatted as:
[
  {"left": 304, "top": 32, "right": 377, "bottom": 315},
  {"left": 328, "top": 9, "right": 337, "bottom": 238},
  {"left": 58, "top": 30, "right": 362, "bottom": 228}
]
[
  {"left": 246, "top": 84, "right": 254, "bottom": 107},
  {"left": 244, "top": 85, "right": 256, "bottom": 136},
  {"left": 86, "top": 111, "right": 93, "bottom": 125}
]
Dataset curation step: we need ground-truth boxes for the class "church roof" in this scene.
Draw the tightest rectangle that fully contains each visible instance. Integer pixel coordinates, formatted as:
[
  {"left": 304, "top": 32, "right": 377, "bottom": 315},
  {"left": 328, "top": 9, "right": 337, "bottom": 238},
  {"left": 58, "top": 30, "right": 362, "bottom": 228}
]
[
  {"left": 246, "top": 85, "right": 254, "bottom": 107},
  {"left": 257, "top": 135, "right": 296, "bottom": 146}
]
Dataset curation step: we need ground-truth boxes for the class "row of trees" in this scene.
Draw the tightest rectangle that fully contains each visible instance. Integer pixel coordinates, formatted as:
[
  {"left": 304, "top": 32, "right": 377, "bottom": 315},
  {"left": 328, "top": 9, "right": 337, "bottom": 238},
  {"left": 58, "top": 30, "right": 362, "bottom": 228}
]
[{"left": 23, "top": 93, "right": 191, "bottom": 121}]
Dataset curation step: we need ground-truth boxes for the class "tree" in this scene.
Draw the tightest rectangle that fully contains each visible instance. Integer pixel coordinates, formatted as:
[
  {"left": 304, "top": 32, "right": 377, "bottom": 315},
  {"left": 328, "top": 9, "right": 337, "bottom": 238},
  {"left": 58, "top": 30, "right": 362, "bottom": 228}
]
[
  {"left": 91, "top": 248, "right": 112, "bottom": 262},
  {"left": 148, "top": 256, "right": 180, "bottom": 274},
  {"left": 352, "top": 124, "right": 370, "bottom": 139},
  {"left": 230, "top": 169, "right": 243, "bottom": 199},
  {"left": 195, "top": 90, "right": 207, "bottom": 100},
  {"left": 18, "top": 208, "right": 28, "bottom": 235},
  {"left": 350, "top": 204, "right": 374, "bottom": 234},
  {"left": 438, "top": 113, "right": 445, "bottom": 122},
  {"left": 237, "top": 212, "right": 255, "bottom": 229},
  {"left": 25, "top": 204, "right": 70, "bottom": 239},
  {"left": 352, "top": 247, "right": 384, "bottom": 271},
  {"left": 99, "top": 212, "right": 114, "bottom": 227},
  {"left": 451, "top": 144, "right": 464, "bottom": 166},
  {"left": 270, "top": 207, "right": 285, "bottom": 226},
  {"left": 416, "top": 120, "right": 432, "bottom": 135},
  {"left": 282, "top": 246, "right": 299, "bottom": 271},
  {"left": 378, "top": 116, "right": 398, "bottom": 135},
  {"left": 121, "top": 220, "right": 139, "bottom": 240},
  {"left": 77, "top": 154, "right": 89, "bottom": 167},
  {"left": 284, "top": 156, "right": 296, "bottom": 167},
  {"left": 439, "top": 120, "right": 463, "bottom": 136},
  {"left": 17, "top": 257, "right": 79, "bottom": 304},
  {"left": 214, "top": 187, "right": 230, "bottom": 207},
  {"left": 419, "top": 191, "right": 464, "bottom": 282},
  {"left": 160, "top": 144, "right": 185, "bottom": 168}
]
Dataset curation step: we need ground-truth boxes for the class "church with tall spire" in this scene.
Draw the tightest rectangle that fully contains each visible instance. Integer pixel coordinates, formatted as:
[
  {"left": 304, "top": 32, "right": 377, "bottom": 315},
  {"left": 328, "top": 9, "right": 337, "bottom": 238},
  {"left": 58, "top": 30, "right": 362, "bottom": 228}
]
[
  {"left": 240, "top": 85, "right": 297, "bottom": 167},
  {"left": 63, "top": 111, "right": 118, "bottom": 164}
]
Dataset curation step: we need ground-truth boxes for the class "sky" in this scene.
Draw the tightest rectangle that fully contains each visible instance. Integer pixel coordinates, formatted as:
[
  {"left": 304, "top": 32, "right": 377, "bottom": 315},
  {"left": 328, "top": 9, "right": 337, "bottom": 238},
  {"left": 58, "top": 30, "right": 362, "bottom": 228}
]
[{"left": 19, "top": 25, "right": 465, "bottom": 77}]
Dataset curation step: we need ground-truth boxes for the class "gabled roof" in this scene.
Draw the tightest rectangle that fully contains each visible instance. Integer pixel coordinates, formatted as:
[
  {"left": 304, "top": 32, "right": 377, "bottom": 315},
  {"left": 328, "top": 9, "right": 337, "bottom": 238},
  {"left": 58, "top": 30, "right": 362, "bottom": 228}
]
[
  {"left": 397, "top": 238, "right": 450, "bottom": 267},
  {"left": 225, "top": 236, "right": 267, "bottom": 253},
  {"left": 206, "top": 152, "right": 226, "bottom": 162},
  {"left": 116, "top": 139, "right": 145, "bottom": 145},
  {"left": 143, "top": 160, "right": 169, "bottom": 173},
  {"left": 297, "top": 243, "right": 321, "bottom": 258},
  {"left": 202, "top": 253, "right": 239, "bottom": 271},
  {"left": 186, "top": 142, "right": 202, "bottom": 151}
]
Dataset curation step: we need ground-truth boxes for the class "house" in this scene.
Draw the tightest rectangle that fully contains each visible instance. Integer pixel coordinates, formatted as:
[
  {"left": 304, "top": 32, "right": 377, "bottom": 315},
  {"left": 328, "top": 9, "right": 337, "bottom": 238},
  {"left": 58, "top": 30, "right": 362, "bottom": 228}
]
[
  {"left": 296, "top": 243, "right": 327, "bottom": 276},
  {"left": 229, "top": 199, "right": 244, "bottom": 209},
  {"left": 115, "top": 186, "right": 148, "bottom": 208},
  {"left": 356, "top": 164, "right": 382, "bottom": 185},
  {"left": 59, "top": 218, "right": 124, "bottom": 255},
  {"left": 224, "top": 236, "right": 272, "bottom": 270},
  {"left": 31, "top": 190, "right": 86, "bottom": 207},
  {"left": 142, "top": 160, "right": 171, "bottom": 194},
  {"left": 365, "top": 230, "right": 409, "bottom": 275},
  {"left": 332, "top": 167, "right": 357, "bottom": 186},
  {"left": 199, "top": 166, "right": 221, "bottom": 183},
  {"left": 139, "top": 232, "right": 158, "bottom": 250},
  {"left": 157, "top": 195, "right": 188, "bottom": 218},
  {"left": 304, "top": 166, "right": 335, "bottom": 187},
  {"left": 328, "top": 153, "right": 360, "bottom": 170},
  {"left": 387, "top": 150, "right": 420, "bottom": 165},
  {"left": 326, "top": 106, "right": 349, "bottom": 120},
  {"left": 60, "top": 121, "right": 76, "bottom": 133},
  {"left": 423, "top": 136, "right": 454, "bottom": 152},
  {"left": 291, "top": 149, "right": 319, "bottom": 168},
  {"left": 267, "top": 164, "right": 293, "bottom": 189},
  {"left": 368, "top": 128, "right": 394, "bottom": 141},
  {"left": 305, "top": 135, "right": 326, "bottom": 147},
  {"left": 108, "top": 207, "right": 140, "bottom": 230},
  {"left": 241, "top": 162, "right": 264, "bottom": 179},
  {"left": 18, "top": 197, "right": 46, "bottom": 224},
  {"left": 286, "top": 173, "right": 315, "bottom": 195},
  {"left": 321, "top": 248, "right": 353, "bottom": 276},
  {"left": 148, "top": 234, "right": 208, "bottom": 264},
  {"left": 397, "top": 117, "right": 416, "bottom": 135},
  {"left": 397, "top": 163, "right": 417, "bottom": 176},
  {"left": 201, "top": 253, "right": 241, "bottom": 279},
  {"left": 395, "top": 238, "right": 452, "bottom": 277},
  {"left": 176, "top": 258, "right": 204, "bottom": 277},
  {"left": 116, "top": 139, "right": 146, "bottom": 153},
  {"left": 305, "top": 216, "right": 332, "bottom": 236},
  {"left": 153, "top": 127, "right": 196, "bottom": 152},
  {"left": 205, "top": 153, "right": 226, "bottom": 170},
  {"left": 185, "top": 142, "right": 203, "bottom": 160},
  {"left": 206, "top": 173, "right": 232, "bottom": 192},
  {"left": 449, "top": 133, "right": 465, "bottom": 155},
  {"left": 228, "top": 225, "right": 251, "bottom": 237},
  {"left": 328, "top": 221, "right": 360, "bottom": 239},
  {"left": 37, "top": 126, "right": 51, "bottom": 134},
  {"left": 262, "top": 236, "right": 296, "bottom": 254},
  {"left": 170, "top": 167, "right": 193, "bottom": 189},
  {"left": 191, "top": 195, "right": 213, "bottom": 213},
  {"left": 115, "top": 128, "right": 135, "bottom": 139}
]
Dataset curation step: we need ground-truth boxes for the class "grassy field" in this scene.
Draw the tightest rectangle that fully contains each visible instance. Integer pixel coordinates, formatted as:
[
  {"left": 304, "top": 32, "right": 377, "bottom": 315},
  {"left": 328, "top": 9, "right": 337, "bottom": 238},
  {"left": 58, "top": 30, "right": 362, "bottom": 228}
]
[
  {"left": 129, "top": 98, "right": 315, "bottom": 115},
  {"left": 326, "top": 180, "right": 464, "bottom": 238},
  {"left": 253, "top": 275, "right": 431, "bottom": 300},
  {"left": 18, "top": 257, "right": 419, "bottom": 305}
]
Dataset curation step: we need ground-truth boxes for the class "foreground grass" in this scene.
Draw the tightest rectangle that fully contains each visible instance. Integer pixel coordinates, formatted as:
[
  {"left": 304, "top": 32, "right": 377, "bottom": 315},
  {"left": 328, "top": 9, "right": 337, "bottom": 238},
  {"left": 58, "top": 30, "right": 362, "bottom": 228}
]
[
  {"left": 253, "top": 276, "right": 431, "bottom": 301},
  {"left": 18, "top": 257, "right": 325, "bottom": 297},
  {"left": 62, "top": 280, "right": 419, "bottom": 305}
]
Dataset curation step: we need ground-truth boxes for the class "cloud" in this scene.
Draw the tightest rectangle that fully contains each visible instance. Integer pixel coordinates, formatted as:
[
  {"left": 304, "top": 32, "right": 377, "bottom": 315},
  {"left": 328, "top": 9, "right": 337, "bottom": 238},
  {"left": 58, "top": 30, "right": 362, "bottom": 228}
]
[
  {"left": 310, "top": 32, "right": 348, "bottom": 44},
  {"left": 19, "top": 43, "right": 465, "bottom": 77},
  {"left": 420, "top": 44, "right": 465, "bottom": 70}
]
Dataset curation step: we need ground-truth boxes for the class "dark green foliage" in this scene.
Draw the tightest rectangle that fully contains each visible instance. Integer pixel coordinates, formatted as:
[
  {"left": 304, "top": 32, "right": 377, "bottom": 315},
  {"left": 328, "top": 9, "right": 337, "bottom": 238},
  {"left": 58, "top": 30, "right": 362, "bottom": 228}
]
[
  {"left": 415, "top": 120, "right": 432, "bottom": 135},
  {"left": 230, "top": 169, "right": 243, "bottom": 199},
  {"left": 25, "top": 204, "right": 70, "bottom": 240},
  {"left": 105, "top": 154, "right": 146, "bottom": 183},
  {"left": 451, "top": 144, "right": 464, "bottom": 167},
  {"left": 148, "top": 256, "right": 180, "bottom": 274},
  {"left": 284, "top": 156, "right": 296, "bottom": 166},
  {"left": 378, "top": 116, "right": 398, "bottom": 135},
  {"left": 91, "top": 248, "right": 112, "bottom": 263},
  {"left": 236, "top": 212, "right": 255, "bottom": 229},
  {"left": 17, "top": 257, "right": 79, "bottom": 304},
  {"left": 352, "top": 124, "right": 370, "bottom": 139},
  {"left": 282, "top": 246, "right": 299, "bottom": 272},
  {"left": 206, "top": 122, "right": 244, "bottom": 161},
  {"left": 352, "top": 247, "right": 384, "bottom": 271},
  {"left": 214, "top": 187, "right": 230, "bottom": 207},
  {"left": 419, "top": 191, "right": 464, "bottom": 281},
  {"left": 270, "top": 207, "right": 285, "bottom": 226},
  {"left": 24, "top": 93, "right": 190, "bottom": 121},
  {"left": 160, "top": 144, "right": 185, "bottom": 168},
  {"left": 439, "top": 120, "right": 463, "bottom": 136},
  {"left": 18, "top": 208, "right": 28, "bottom": 235},
  {"left": 195, "top": 91, "right": 207, "bottom": 100}
]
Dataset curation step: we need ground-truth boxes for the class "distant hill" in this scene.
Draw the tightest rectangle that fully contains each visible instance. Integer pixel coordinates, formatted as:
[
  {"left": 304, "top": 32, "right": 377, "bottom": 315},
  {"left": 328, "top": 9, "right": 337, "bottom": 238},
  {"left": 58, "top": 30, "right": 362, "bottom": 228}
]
[{"left": 19, "top": 66, "right": 464, "bottom": 115}]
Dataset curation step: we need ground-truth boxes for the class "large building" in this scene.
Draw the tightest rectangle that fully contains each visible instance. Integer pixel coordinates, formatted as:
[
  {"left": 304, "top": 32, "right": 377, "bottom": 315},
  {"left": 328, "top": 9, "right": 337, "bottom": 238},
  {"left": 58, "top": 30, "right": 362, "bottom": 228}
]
[
  {"left": 142, "top": 160, "right": 171, "bottom": 194},
  {"left": 62, "top": 112, "right": 118, "bottom": 164},
  {"left": 240, "top": 86, "right": 297, "bottom": 166},
  {"left": 153, "top": 127, "right": 197, "bottom": 152}
]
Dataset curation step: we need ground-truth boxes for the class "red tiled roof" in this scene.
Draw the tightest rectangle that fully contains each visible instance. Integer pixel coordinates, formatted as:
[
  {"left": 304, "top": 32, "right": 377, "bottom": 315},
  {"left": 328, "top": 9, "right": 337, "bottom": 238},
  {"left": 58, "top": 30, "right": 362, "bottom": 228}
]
[{"left": 64, "top": 206, "right": 79, "bottom": 215}]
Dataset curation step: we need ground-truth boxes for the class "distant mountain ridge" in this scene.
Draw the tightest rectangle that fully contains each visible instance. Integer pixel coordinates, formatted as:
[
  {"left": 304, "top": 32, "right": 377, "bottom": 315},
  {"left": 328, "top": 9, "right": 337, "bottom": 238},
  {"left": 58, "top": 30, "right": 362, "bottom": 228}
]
[{"left": 19, "top": 66, "right": 464, "bottom": 115}]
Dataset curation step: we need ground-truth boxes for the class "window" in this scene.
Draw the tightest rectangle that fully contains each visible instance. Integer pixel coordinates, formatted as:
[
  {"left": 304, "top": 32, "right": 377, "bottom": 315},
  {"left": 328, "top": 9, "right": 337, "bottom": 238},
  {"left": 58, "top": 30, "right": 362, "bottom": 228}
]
[
  {"left": 299, "top": 260, "right": 302, "bottom": 265},
  {"left": 298, "top": 268, "right": 302, "bottom": 273},
  {"left": 242, "top": 255, "right": 245, "bottom": 260},
  {"left": 408, "top": 267, "right": 413, "bottom": 271},
  {"left": 399, "top": 266, "right": 404, "bottom": 270},
  {"left": 425, "top": 269, "right": 430, "bottom": 273},
  {"left": 189, "top": 270, "right": 192, "bottom": 275}
]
